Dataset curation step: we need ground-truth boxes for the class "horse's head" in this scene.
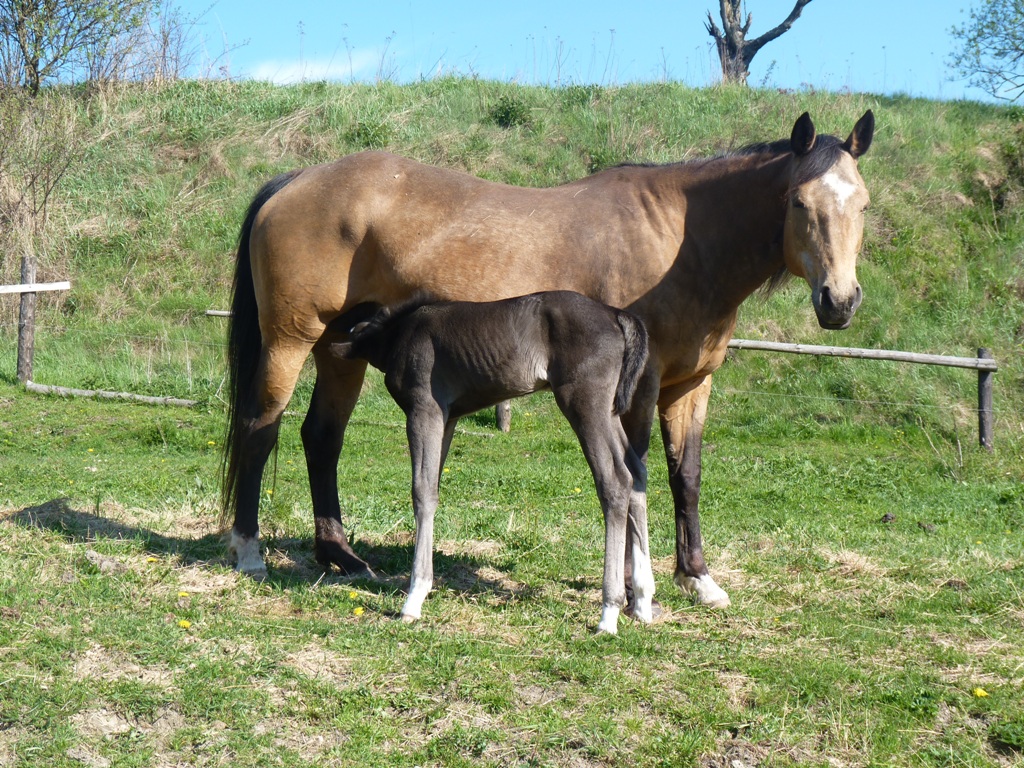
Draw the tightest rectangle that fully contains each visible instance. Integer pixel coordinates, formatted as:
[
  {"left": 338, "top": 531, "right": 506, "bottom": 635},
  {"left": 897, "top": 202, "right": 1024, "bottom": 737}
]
[{"left": 783, "top": 110, "right": 874, "bottom": 330}]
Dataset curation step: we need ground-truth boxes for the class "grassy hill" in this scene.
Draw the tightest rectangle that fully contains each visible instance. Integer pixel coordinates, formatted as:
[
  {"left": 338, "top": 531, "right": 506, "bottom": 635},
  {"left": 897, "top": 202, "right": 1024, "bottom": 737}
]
[{"left": 1, "top": 79, "right": 1021, "bottom": 438}]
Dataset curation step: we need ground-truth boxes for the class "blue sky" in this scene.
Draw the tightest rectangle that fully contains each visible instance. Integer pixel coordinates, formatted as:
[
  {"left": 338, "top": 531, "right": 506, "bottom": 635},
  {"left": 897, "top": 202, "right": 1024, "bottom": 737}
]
[{"left": 181, "top": 0, "right": 992, "bottom": 102}]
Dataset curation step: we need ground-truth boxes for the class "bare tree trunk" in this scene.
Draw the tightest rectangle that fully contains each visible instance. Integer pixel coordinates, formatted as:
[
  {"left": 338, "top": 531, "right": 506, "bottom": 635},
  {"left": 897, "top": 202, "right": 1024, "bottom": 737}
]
[{"left": 705, "top": 0, "right": 813, "bottom": 85}]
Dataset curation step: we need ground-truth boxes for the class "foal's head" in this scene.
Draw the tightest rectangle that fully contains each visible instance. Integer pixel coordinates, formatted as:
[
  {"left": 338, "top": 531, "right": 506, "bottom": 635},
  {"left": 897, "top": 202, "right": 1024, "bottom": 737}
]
[{"left": 782, "top": 110, "right": 874, "bottom": 330}]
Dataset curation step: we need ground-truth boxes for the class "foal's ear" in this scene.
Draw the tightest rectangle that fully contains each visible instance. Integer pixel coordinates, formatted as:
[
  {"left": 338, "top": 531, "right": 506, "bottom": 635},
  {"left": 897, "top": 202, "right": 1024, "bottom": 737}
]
[
  {"left": 842, "top": 109, "right": 874, "bottom": 159},
  {"left": 329, "top": 341, "right": 354, "bottom": 359}
]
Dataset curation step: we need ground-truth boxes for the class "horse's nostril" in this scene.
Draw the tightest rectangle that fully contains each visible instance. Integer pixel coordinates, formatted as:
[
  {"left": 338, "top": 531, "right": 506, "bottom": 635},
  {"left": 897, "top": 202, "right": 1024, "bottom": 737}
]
[{"left": 819, "top": 285, "right": 835, "bottom": 312}]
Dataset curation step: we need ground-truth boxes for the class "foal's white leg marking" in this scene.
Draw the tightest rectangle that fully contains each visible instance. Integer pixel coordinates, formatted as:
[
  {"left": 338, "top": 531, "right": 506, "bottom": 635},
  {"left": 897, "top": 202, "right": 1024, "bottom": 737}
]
[
  {"left": 597, "top": 604, "right": 620, "bottom": 635},
  {"left": 229, "top": 529, "right": 267, "bottom": 579},
  {"left": 630, "top": 541, "right": 656, "bottom": 624},
  {"left": 627, "top": 488, "right": 656, "bottom": 624},
  {"left": 821, "top": 171, "right": 858, "bottom": 213},
  {"left": 400, "top": 577, "right": 432, "bottom": 622},
  {"left": 675, "top": 572, "right": 731, "bottom": 609}
]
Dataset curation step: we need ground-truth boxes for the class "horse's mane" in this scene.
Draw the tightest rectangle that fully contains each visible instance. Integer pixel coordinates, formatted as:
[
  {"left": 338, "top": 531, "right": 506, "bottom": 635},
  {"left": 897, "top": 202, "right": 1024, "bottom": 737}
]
[{"left": 606, "top": 133, "right": 850, "bottom": 186}]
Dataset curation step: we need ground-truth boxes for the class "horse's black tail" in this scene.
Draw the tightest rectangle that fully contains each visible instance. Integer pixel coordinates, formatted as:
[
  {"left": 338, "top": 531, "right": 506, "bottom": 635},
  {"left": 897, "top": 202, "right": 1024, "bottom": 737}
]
[
  {"left": 613, "top": 311, "right": 650, "bottom": 416},
  {"left": 221, "top": 169, "right": 302, "bottom": 524}
]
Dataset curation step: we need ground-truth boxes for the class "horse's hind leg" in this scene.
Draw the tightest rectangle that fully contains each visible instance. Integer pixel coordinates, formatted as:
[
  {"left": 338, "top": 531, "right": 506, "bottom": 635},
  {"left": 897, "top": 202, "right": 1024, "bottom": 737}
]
[
  {"left": 230, "top": 341, "right": 312, "bottom": 578},
  {"left": 302, "top": 351, "right": 373, "bottom": 575}
]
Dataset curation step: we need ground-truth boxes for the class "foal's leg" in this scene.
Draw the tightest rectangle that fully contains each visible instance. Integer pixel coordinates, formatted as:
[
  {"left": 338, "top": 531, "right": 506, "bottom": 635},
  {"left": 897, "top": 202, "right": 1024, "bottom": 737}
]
[
  {"left": 555, "top": 393, "right": 633, "bottom": 634},
  {"left": 302, "top": 351, "right": 373, "bottom": 575},
  {"left": 623, "top": 441, "right": 655, "bottom": 624},
  {"left": 658, "top": 377, "right": 730, "bottom": 608},
  {"left": 618, "top": 368, "right": 659, "bottom": 619},
  {"left": 401, "top": 404, "right": 447, "bottom": 621},
  {"left": 230, "top": 341, "right": 312, "bottom": 578},
  {"left": 437, "top": 418, "right": 459, "bottom": 488}
]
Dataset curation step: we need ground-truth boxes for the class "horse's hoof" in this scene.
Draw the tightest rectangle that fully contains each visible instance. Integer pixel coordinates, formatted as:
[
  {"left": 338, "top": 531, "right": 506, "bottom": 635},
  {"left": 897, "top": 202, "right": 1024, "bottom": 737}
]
[
  {"left": 675, "top": 572, "right": 731, "bottom": 609},
  {"left": 399, "top": 613, "right": 418, "bottom": 624},
  {"left": 314, "top": 540, "right": 373, "bottom": 577}
]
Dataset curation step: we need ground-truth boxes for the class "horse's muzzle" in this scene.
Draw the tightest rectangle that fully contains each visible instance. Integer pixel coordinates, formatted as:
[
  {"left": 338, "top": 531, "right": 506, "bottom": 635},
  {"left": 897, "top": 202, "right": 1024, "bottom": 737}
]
[{"left": 814, "top": 284, "right": 862, "bottom": 330}]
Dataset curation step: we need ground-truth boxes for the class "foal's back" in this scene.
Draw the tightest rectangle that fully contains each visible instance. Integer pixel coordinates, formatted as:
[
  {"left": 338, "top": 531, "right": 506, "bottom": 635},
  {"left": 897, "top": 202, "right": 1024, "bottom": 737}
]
[{"left": 345, "top": 291, "right": 644, "bottom": 420}]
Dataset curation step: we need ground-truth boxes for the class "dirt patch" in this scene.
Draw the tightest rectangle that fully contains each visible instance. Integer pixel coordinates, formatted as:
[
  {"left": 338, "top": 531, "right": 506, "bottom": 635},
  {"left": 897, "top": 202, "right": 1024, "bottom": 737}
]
[
  {"left": 73, "top": 643, "right": 174, "bottom": 688},
  {"left": 283, "top": 645, "right": 356, "bottom": 682},
  {"left": 71, "top": 708, "right": 134, "bottom": 740},
  {"left": 716, "top": 670, "right": 755, "bottom": 710},
  {"left": 822, "top": 548, "right": 886, "bottom": 578}
]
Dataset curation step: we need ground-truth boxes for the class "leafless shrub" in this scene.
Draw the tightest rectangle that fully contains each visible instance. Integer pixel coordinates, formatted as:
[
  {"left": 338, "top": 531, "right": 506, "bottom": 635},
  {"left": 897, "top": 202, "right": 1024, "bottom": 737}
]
[{"left": 0, "top": 92, "right": 85, "bottom": 319}]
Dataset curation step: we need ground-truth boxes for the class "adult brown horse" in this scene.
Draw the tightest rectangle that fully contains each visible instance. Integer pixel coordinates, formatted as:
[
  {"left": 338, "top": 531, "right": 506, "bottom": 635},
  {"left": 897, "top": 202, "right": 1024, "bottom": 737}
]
[{"left": 223, "top": 110, "right": 874, "bottom": 609}]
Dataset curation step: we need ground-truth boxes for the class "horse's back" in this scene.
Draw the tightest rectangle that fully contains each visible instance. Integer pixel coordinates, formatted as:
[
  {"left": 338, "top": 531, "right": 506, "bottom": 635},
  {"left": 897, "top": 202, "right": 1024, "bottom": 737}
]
[{"left": 247, "top": 153, "right": 679, "bottom": 323}]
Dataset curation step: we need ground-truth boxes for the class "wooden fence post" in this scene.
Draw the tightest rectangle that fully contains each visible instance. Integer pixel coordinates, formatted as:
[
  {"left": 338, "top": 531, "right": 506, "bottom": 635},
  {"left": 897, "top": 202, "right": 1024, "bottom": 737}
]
[
  {"left": 16, "top": 254, "right": 36, "bottom": 384},
  {"left": 978, "top": 347, "right": 993, "bottom": 451},
  {"left": 495, "top": 401, "right": 511, "bottom": 433}
]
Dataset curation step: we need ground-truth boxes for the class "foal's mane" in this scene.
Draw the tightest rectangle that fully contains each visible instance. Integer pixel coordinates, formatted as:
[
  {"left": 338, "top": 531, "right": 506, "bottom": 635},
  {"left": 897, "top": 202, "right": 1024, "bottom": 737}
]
[{"left": 341, "top": 294, "right": 437, "bottom": 341}]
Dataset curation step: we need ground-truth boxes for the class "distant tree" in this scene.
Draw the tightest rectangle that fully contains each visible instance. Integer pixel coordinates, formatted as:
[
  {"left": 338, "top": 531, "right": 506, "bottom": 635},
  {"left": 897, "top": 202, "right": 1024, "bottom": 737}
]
[
  {"left": 705, "top": 0, "right": 813, "bottom": 86},
  {"left": 0, "top": 0, "right": 151, "bottom": 94},
  {"left": 950, "top": 0, "right": 1024, "bottom": 101}
]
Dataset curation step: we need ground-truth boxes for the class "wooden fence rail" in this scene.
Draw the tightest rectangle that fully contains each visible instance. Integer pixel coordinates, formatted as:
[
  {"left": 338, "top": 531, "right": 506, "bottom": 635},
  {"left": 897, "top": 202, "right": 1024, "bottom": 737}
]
[
  {"left": 725, "top": 339, "right": 997, "bottom": 450},
  {"left": 203, "top": 309, "right": 999, "bottom": 449}
]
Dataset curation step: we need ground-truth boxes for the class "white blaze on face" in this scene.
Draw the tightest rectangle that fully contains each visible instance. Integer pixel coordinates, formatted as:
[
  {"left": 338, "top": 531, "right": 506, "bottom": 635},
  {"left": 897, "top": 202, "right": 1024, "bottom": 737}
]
[{"left": 821, "top": 171, "right": 859, "bottom": 214}]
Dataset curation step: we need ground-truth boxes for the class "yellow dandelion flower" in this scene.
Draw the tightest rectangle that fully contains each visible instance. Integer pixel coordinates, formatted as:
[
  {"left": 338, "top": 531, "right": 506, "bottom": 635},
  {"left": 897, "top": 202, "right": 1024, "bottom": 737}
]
[
  {"left": 178, "top": 620, "right": 191, "bottom": 629},
  {"left": 178, "top": 591, "right": 189, "bottom": 598},
  {"left": 973, "top": 687, "right": 990, "bottom": 698},
  {"left": 265, "top": 489, "right": 273, "bottom": 496},
  {"left": 348, "top": 591, "right": 358, "bottom": 600},
  {"left": 207, "top": 441, "right": 216, "bottom": 446},
  {"left": 353, "top": 607, "right": 364, "bottom": 617},
  {"left": 573, "top": 487, "right": 582, "bottom": 494},
  {"left": 146, "top": 556, "right": 158, "bottom": 563},
  {"left": 87, "top": 448, "right": 94, "bottom": 453}
]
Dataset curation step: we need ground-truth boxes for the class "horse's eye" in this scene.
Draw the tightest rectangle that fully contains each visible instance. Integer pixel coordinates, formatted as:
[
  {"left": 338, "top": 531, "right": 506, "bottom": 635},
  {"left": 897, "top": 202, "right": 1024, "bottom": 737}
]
[{"left": 791, "top": 198, "right": 807, "bottom": 210}]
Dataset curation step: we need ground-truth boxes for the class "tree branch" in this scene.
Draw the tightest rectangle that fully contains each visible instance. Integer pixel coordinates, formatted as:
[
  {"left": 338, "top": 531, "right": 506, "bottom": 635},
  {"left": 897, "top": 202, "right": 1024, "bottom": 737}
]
[{"left": 744, "top": 0, "right": 813, "bottom": 58}]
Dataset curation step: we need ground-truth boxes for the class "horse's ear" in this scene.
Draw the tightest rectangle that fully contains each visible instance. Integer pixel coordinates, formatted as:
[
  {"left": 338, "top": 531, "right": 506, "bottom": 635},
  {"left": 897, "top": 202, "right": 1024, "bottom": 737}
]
[
  {"left": 790, "top": 112, "right": 816, "bottom": 157},
  {"left": 843, "top": 109, "right": 874, "bottom": 159}
]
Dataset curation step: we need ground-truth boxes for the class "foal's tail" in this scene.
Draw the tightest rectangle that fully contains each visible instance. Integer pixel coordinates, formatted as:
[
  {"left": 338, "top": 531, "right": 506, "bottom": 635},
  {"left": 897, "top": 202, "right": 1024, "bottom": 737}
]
[
  {"left": 221, "top": 169, "right": 303, "bottom": 523},
  {"left": 613, "top": 311, "right": 650, "bottom": 416}
]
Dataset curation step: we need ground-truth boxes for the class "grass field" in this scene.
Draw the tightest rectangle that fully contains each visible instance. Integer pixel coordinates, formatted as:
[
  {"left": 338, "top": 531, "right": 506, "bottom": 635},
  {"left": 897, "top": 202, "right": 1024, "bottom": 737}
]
[
  {"left": 0, "top": 78, "right": 1022, "bottom": 766},
  {"left": 1, "top": 368, "right": 1021, "bottom": 767}
]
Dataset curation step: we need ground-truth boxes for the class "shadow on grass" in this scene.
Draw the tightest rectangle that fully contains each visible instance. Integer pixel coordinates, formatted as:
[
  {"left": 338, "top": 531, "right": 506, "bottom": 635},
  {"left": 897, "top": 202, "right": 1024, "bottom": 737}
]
[{"left": 6, "top": 498, "right": 529, "bottom": 611}]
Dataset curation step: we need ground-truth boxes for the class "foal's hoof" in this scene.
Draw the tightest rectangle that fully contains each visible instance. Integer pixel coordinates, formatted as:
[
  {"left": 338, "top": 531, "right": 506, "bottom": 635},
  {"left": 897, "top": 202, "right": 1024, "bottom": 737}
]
[
  {"left": 624, "top": 598, "right": 664, "bottom": 622},
  {"left": 399, "top": 613, "right": 418, "bottom": 624},
  {"left": 238, "top": 565, "right": 269, "bottom": 582}
]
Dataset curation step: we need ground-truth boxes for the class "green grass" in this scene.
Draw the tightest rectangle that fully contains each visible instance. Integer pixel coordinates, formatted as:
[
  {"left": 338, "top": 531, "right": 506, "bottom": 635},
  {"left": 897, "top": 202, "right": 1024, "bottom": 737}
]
[
  {"left": 1, "top": 370, "right": 1022, "bottom": 767},
  {"left": 0, "top": 78, "right": 1022, "bottom": 765}
]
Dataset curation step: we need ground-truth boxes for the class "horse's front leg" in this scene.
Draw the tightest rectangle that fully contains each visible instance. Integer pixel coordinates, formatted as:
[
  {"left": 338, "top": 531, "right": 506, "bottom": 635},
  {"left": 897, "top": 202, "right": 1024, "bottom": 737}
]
[
  {"left": 302, "top": 353, "right": 373, "bottom": 575},
  {"left": 658, "top": 376, "right": 731, "bottom": 608},
  {"left": 400, "top": 405, "right": 446, "bottom": 622}
]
